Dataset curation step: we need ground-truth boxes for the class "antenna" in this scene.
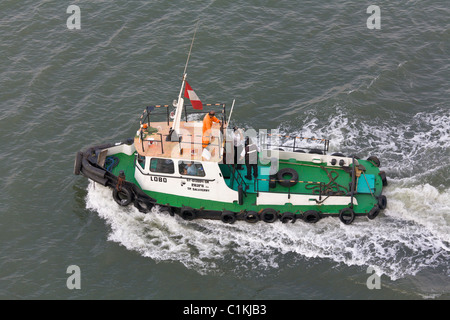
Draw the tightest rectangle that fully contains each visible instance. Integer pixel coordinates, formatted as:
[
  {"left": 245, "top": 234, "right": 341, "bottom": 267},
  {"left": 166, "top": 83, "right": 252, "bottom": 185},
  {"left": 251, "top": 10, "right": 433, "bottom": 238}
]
[
  {"left": 183, "top": 21, "right": 200, "bottom": 76},
  {"left": 227, "top": 99, "right": 236, "bottom": 124},
  {"left": 168, "top": 22, "right": 200, "bottom": 141}
]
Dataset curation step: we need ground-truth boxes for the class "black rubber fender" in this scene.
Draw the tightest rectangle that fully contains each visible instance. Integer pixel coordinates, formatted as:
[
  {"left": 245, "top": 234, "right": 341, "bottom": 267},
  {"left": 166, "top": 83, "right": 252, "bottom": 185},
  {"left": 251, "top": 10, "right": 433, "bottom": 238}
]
[
  {"left": 339, "top": 207, "right": 355, "bottom": 225},
  {"left": 302, "top": 210, "right": 321, "bottom": 223},
  {"left": 113, "top": 186, "right": 133, "bottom": 206},
  {"left": 377, "top": 195, "right": 387, "bottom": 210},
  {"left": 367, "top": 156, "right": 381, "bottom": 167},
  {"left": 81, "top": 157, "right": 106, "bottom": 179},
  {"left": 134, "top": 198, "right": 154, "bottom": 213},
  {"left": 244, "top": 211, "right": 259, "bottom": 223},
  {"left": 280, "top": 212, "right": 296, "bottom": 223},
  {"left": 74, "top": 151, "right": 83, "bottom": 175},
  {"left": 260, "top": 208, "right": 278, "bottom": 223},
  {"left": 81, "top": 169, "right": 108, "bottom": 185},
  {"left": 379, "top": 171, "right": 388, "bottom": 186},
  {"left": 159, "top": 205, "right": 174, "bottom": 216},
  {"left": 368, "top": 205, "right": 380, "bottom": 220},
  {"left": 180, "top": 206, "right": 196, "bottom": 220},
  {"left": 221, "top": 211, "right": 236, "bottom": 224},
  {"left": 276, "top": 168, "right": 299, "bottom": 188}
]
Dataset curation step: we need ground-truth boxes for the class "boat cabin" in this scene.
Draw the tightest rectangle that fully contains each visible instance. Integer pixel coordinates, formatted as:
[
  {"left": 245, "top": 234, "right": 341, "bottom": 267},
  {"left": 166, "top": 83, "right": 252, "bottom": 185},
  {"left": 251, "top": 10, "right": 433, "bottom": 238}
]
[
  {"left": 133, "top": 103, "right": 240, "bottom": 203},
  {"left": 131, "top": 103, "right": 359, "bottom": 208}
]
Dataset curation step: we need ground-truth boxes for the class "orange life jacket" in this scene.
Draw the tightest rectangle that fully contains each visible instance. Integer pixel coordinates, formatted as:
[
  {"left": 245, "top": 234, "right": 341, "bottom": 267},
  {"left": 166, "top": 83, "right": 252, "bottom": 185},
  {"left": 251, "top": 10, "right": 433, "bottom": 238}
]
[{"left": 202, "top": 114, "right": 219, "bottom": 135}]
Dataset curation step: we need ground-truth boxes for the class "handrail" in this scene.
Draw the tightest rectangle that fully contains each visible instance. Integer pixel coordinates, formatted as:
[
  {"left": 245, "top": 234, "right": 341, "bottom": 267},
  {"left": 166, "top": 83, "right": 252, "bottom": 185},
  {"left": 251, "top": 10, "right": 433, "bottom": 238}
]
[
  {"left": 140, "top": 131, "right": 164, "bottom": 154},
  {"left": 262, "top": 132, "right": 330, "bottom": 154},
  {"left": 176, "top": 133, "right": 222, "bottom": 152},
  {"left": 138, "top": 103, "right": 228, "bottom": 158},
  {"left": 226, "top": 164, "right": 248, "bottom": 197},
  {"left": 255, "top": 178, "right": 345, "bottom": 202},
  {"left": 139, "top": 103, "right": 226, "bottom": 129},
  {"left": 183, "top": 103, "right": 227, "bottom": 139},
  {"left": 140, "top": 105, "right": 171, "bottom": 126}
]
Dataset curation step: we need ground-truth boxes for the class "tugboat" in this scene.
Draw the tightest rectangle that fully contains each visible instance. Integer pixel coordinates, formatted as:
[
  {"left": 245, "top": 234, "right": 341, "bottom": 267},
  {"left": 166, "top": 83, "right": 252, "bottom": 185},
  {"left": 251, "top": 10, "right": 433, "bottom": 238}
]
[{"left": 74, "top": 41, "right": 387, "bottom": 225}]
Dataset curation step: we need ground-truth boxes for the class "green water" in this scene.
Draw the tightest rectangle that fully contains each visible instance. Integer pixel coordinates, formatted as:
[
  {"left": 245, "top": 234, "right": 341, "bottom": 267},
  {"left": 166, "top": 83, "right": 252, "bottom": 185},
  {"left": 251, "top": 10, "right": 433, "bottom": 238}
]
[{"left": 0, "top": 1, "right": 449, "bottom": 300}]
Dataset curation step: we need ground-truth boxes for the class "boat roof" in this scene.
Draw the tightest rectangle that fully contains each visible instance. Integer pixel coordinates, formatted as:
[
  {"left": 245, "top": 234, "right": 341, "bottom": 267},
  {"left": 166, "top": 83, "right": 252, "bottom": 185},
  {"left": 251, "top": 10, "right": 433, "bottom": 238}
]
[
  {"left": 134, "top": 120, "right": 226, "bottom": 162},
  {"left": 133, "top": 102, "right": 331, "bottom": 164}
]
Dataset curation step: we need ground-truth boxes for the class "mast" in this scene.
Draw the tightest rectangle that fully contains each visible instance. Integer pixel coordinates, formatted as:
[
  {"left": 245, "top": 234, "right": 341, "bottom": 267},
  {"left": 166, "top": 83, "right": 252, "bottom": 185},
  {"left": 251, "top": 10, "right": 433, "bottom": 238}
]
[{"left": 168, "top": 23, "right": 199, "bottom": 142}]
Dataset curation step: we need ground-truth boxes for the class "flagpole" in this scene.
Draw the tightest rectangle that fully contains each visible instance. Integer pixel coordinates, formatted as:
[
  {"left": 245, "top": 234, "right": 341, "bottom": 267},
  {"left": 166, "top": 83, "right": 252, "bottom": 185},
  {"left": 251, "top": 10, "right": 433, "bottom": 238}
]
[
  {"left": 169, "top": 22, "right": 199, "bottom": 141},
  {"left": 227, "top": 99, "right": 236, "bottom": 124},
  {"left": 184, "top": 21, "right": 199, "bottom": 75},
  {"left": 170, "top": 74, "right": 186, "bottom": 141}
]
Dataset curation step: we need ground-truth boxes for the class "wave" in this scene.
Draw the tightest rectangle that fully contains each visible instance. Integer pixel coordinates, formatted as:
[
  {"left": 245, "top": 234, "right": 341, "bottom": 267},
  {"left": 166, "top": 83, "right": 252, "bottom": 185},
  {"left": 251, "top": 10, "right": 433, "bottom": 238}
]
[
  {"left": 278, "top": 105, "right": 450, "bottom": 180},
  {"left": 85, "top": 180, "right": 449, "bottom": 282}
]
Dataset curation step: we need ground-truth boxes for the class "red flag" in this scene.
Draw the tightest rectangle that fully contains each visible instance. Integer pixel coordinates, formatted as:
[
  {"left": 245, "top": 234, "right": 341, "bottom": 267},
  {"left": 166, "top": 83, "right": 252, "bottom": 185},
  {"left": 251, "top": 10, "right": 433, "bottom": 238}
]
[{"left": 184, "top": 81, "right": 203, "bottom": 110}]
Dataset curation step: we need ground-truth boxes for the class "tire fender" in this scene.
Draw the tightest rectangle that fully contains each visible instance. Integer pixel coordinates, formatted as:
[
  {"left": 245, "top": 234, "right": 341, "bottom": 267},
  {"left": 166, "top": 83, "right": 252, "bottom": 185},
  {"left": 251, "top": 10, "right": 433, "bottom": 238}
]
[
  {"left": 280, "top": 212, "right": 296, "bottom": 223},
  {"left": 276, "top": 168, "right": 299, "bottom": 188},
  {"left": 180, "top": 206, "right": 196, "bottom": 220},
  {"left": 113, "top": 186, "right": 133, "bottom": 206},
  {"left": 260, "top": 208, "right": 278, "bottom": 223},
  {"left": 221, "top": 211, "right": 236, "bottom": 224},
  {"left": 302, "top": 210, "right": 321, "bottom": 223},
  {"left": 339, "top": 207, "right": 355, "bottom": 225},
  {"left": 244, "top": 211, "right": 259, "bottom": 223}
]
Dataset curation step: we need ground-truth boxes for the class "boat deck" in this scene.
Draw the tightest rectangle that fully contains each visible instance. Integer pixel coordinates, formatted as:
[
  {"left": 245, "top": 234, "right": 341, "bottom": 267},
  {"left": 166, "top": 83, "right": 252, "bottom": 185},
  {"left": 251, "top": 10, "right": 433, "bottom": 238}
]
[
  {"left": 220, "top": 159, "right": 352, "bottom": 195},
  {"left": 105, "top": 152, "right": 380, "bottom": 214},
  {"left": 134, "top": 121, "right": 224, "bottom": 162}
]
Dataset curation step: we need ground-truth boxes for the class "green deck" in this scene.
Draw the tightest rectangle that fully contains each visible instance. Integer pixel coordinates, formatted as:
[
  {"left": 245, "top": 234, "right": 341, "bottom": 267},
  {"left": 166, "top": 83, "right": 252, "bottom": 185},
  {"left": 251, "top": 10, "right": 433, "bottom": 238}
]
[
  {"left": 222, "top": 160, "right": 352, "bottom": 194},
  {"left": 106, "top": 152, "right": 382, "bottom": 215}
]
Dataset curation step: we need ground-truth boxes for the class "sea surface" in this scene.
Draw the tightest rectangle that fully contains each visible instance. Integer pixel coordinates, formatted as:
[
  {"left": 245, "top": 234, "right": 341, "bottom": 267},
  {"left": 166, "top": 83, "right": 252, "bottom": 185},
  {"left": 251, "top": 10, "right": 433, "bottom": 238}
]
[{"left": 0, "top": 1, "right": 449, "bottom": 300}]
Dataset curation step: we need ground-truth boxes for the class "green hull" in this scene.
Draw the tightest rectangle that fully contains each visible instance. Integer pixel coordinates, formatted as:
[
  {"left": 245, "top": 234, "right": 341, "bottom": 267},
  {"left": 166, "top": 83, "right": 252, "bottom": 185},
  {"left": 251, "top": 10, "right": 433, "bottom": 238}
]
[{"left": 103, "top": 150, "right": 386, "bottom": 223}]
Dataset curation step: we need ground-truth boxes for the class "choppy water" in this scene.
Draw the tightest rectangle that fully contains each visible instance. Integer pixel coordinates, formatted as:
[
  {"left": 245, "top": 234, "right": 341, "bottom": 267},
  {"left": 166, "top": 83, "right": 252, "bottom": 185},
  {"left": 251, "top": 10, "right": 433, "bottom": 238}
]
[{"left": 1, "top": 1, "right": 449, "bottom": 300}]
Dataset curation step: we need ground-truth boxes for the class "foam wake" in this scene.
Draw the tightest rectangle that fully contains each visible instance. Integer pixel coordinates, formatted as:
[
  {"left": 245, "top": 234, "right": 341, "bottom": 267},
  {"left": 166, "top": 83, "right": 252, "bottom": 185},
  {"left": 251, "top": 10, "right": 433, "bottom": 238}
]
[
  {"left": 86, "top": 180, "right": 449, "bottom": 281},
  {"left": 85, "top": 105, "right": 449, "bottom": 281}
]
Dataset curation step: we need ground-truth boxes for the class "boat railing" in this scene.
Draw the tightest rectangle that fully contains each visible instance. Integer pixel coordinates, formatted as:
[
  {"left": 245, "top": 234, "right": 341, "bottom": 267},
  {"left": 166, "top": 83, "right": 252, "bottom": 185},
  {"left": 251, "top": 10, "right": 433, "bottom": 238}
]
[
  {"left": 176, "top": 133, "right": 222, "bottom": 156},
  {"left": 183, "top": 103, "right": 227, "bottom": 140},
  {"left": 254, "top": 178, "right": 330, "bottom": 202},
  {"left": 139, "top": 103, "right": 227, "bottom": 133},
  {"left": 225, "top": 164, "right": 249, "bottom": 201},
  {"left": 140, "top": 131, "right": 223, "bottom": 159},
  {"left": 139, "top": 131, "right": 165, "bottom": 154},
  {"left": 138, "top": 103, "right": 228, "bottom": 157},
  {"left": 261, "top": 132, "right": 330, "bottom": 155},
  {"left": 139, "top": 105, "right": 171, "bottom": 127},
  {"left": 183, "top": 103, "right": 226, "bottom": 122}
]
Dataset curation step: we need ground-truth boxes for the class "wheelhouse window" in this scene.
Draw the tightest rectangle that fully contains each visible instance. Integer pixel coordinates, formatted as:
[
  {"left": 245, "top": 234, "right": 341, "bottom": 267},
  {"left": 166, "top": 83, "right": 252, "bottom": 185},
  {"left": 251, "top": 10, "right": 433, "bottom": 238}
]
[
  {"left": 150, "top": 158, "right": 174, "bottom": 174},
  {"left": 137, "top": 154, "right": 146, "bottom": 170},
  {"left": 179, "top": 161, "right": 205, "bottom": 177}
]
